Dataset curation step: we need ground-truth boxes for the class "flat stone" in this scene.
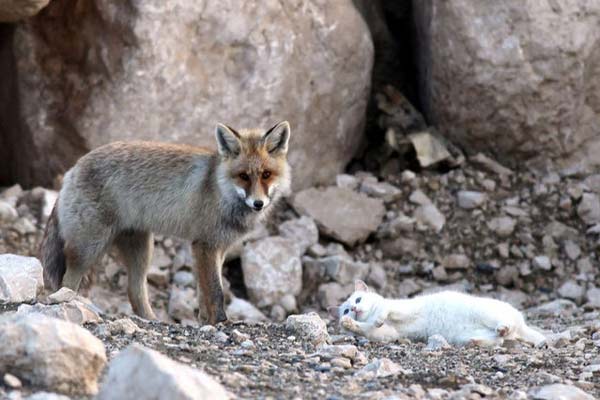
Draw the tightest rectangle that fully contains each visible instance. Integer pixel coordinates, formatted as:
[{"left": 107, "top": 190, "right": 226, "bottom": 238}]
[
  {"left": 425, "top": 334, "right": 451, "bottom": 351},
  {"left": 585, "top": 286, "right": 600, "bottom": 309},
  {"left": 457, "top": 191, "right": 487, "bottom": 209},
  {"left": 97, "top": 344, "right": 228, "bottom": 400},
  {"left": 356, "top": 358, "right": 408, "bottom": 379},
  {"left": 291, "top": 187, "right": 385, "bottom": 246},
  {"left": 17, "top": 300, "right": 103, "bottom": 325},
  {"left": 532, "top": 256, "right": 552, "bottom": 271},
  {"left": 0, "top": 254, "right": 44, "bottom": 303}
]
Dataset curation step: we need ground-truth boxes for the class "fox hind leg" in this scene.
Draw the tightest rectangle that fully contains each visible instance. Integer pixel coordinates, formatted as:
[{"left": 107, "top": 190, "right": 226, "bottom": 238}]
[{"left": 115, "top": 230, "right": 157, "bottom": 320}]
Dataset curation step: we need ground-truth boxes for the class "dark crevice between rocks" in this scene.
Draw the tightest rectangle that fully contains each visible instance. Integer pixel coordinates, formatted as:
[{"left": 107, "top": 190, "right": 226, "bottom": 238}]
[
  {"left": 351, "top": 0, "right": 424, "bottom": 175},
  {"left": 223, "top": 258, "right": 248, "bottom": 300},
  {"left": 0, "top": 23, "right": 37, "bottom": 188}
]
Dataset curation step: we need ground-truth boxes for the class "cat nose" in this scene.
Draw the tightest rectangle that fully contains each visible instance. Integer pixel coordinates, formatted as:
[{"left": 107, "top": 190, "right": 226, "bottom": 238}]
[{"left": 351, "top": 306, "right": 357, "bottom": 312}]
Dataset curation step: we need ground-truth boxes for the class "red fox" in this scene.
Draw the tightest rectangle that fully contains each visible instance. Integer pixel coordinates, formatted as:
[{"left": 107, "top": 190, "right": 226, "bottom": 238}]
[{"left": 40, "top": 121, "right": 291, "bottom": 324}]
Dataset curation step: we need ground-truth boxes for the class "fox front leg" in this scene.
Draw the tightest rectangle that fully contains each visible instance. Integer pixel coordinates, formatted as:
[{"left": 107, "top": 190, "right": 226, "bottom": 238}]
[{"left": 193, "top": 242, "right": 227, "bottom": 325}]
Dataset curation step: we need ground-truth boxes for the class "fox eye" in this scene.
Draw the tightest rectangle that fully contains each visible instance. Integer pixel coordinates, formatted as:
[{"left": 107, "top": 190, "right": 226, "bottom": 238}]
[
  {"left": 343, "top": 309, "right": 349, "bottom": 315},
  {"left": 239, "top": 172, "right": 250, "bottom": 181},
  {"left": 262, "top": 170, "right": 271, "bottom": 180},
  {"left": 356, "top": 297, "right": 361, "bottom": 304}
]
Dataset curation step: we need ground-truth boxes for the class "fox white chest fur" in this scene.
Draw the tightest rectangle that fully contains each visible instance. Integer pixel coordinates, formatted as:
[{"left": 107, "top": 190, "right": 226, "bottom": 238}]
[{"left": 334, "top": 281, "right": 545, "bottom": 346}]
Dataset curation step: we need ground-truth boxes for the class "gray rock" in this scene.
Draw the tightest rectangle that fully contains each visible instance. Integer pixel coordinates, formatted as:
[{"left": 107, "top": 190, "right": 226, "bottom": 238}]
[
  {"left": 167, "top": 286, "right": 197, "bottom": 322},
  {"left": 409, "top": 190, "right": 432, "bottom": 205},
  {"left": 356, "top": 358, "right": 408, "bottom": 379},
  {"left": 585, "top": 286, "right": 600, "bottom": 309},
  {"left": 12, "top": 0, "right": 373, "bottom": 190},
  {"left": 0, "top": 314, "right": 106, "bottom": 395},
  {"left": 279, "top": 294, "right": 297, "bottom": 313},
  {"left": 319, "top": 255, "right": 370, "bottom": 285},
  {"left": 377, "top": 213, "right": 415, "bottom": 238},
  {"left": 0, "top": 200, "right": 18, "bottom": 222},
  {"left": 278, "top": 216, "right": 319, "bottom": 256},
  {"left": 317, "top": 282, "right": 353, "bottom": 309},
  {"left": 0, "top": 254, "right": 44, "bottom": 303},
  {"left": 414, "top": 1, "right": 600, "bottom": 171},
  {"left": 172, "top": 270, "right": 195, "bottom": 287},
  {"left": 577, "top": 193, "right": 600, "bottom": 224},
  {"left": 97, "top": 344, "right": 228, "bottom": 400},
  {"left": 529, "top": 384, "right": 594, "bottom": 400},
  {"left": 495, "top": 265, "right": 519, "bottom": 287},
  {"left": 558, "top": 280, "right": 585, "bottom": 304},
  {"left": 107, "top": 318, "right": 139, "bottom": 336},
  {"left": 532, "top": 256, "right": 552, "bottom": 271},
  {"left": 457, "top": 191, "right": 487, "bottom": 209},
  {"left": 414, "top": 204, "right": 446, "bottom": 232},
  {"left": 226, "top": 297, "right": 268, "bottom": 323},
  {"left": 397, "top": 279, "right": 421, "bottom": 297},
  {"left": 241, "top": 236, "right": 302, "bottom": 308},
  {"left": 442, "top": 254, "right": 471, "bottom": 269},
  {"left": 47, "top": 287, "right": 77, "bottom": 304},
  {"left": 359, "top": 180, "right": 402, "bottom": 202},
  {"left": 317, "top": 344, "right": 359, "bottom": 361},
  {"left": 0, "top": 0, "right": 49, "bottom": 22},
  {"left": 285, "top": 313, "right": 330, "bottom": 346},
  {"left": 425, "top": 334, "right": 451, "bottom": 351},
  {"left": 488, "top": 217, "right": 516, "bottom": 237},
  {"left": 528, "top": 299, "right": 577, "bottom": 317},
  {"left": 367, "top": 263, "right": 387, "bottom": 289},
  {"left": 563, "top": 240, "right": 581, "bottom": 261},
  {"left": 335, "top": 174, "right": 360, "bottom": 190},
  {"left": 291, "top": 187, "right": 385, "bottom": 246}
]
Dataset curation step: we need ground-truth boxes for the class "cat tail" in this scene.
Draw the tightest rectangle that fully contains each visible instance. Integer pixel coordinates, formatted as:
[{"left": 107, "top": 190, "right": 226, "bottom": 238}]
[{"left": 518, "top": 324, "right": 546, "bottom": 346}]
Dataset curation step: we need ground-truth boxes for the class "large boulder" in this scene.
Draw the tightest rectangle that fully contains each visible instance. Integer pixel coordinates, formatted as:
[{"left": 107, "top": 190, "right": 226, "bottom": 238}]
[
  {"left": 0, "top": 313, "right": 106, "bottom": 395},
  {"left": 9, "top": 0, "right": 373, "bottom": 189},
  {"left": 414, "top": 1, "right": 600, "bottom": 170}
]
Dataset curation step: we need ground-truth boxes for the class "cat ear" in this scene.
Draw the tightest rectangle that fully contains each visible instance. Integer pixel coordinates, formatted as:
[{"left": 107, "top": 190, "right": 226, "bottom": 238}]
[
  {"left": 327, "top": 306, "right": 340, "bottom": 319},
  {"left": 355, "top": 280, "right": 369, "bottom": 292}
]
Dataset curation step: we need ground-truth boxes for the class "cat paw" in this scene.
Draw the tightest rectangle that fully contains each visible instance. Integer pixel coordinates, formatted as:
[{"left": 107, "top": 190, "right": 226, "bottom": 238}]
[
  {"left": 374, "top": 317, "right": 386, "bottom": 328},
  {"left": 496, "top": 325, "right": 510, "bottom": 337},
  {"left": 340, "top": 316, "right": 355, "bottom": 330}
]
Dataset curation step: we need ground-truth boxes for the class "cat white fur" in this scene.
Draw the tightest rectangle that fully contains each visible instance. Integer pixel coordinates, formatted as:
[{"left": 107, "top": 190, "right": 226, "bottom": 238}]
[{"left": 330, "top": 281, "right": 546, "bottom": 347}]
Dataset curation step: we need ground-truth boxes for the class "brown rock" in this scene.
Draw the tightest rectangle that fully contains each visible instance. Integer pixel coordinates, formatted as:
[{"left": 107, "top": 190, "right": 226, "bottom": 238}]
[{"left": 0, "top": 0, "right": 49, "bottom": 22}]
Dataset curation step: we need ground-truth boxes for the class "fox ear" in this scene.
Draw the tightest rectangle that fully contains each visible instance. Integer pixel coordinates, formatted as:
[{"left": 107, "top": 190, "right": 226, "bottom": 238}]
[
  {"left": 262, "top": 121, "right": 290, "bottom": 155},
  {"left": 355, "top": 280, "right": 369, "bottom": 292},
  {"left": 327, "top": 306, "right": 340, "bottom": 319},
  {"left": 215, "top": 123, "right": 241, "bottom": 157}
]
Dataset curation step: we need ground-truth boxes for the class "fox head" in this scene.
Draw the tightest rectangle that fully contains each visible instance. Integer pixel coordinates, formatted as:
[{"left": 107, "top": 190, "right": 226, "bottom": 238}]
[{"left": 215, "top": 121, "right": 291, "bottom": 213}]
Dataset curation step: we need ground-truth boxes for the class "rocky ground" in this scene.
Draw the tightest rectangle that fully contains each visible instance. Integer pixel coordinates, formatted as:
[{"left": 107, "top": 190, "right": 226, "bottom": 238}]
[{"left": 1, "top": 149, "right": 600, "bottom": 399}]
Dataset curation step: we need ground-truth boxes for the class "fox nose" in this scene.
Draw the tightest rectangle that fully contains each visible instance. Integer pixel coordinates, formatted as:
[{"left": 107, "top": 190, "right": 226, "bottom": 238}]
[{"left": 253, "top": 200, "right": 264, "bottom": 209}]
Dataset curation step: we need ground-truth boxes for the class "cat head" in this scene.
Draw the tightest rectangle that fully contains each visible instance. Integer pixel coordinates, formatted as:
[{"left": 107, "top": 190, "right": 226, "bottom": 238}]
[{"left": 328, "top": 280, "right": 383, "bottom": 322}]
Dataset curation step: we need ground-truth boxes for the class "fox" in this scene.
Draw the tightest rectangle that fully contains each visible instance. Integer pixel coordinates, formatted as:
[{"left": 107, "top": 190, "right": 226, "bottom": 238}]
[{"left": 40, "top": 121, "right": 292, "bottom": 324}]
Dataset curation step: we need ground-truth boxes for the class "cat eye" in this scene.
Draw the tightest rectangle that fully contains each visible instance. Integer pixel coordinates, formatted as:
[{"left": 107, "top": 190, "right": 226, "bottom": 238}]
[
  {"left": 262, "top": 170, "right": 271, "bottom": 180},
  {"left": 239, "top": 172, "right": 250, "bottom": 181},
  {"left": 355, "top": 297, "right": 362, "bottom": 304},
  {"left": 343, "top": 309, "right": 349, "bottom": 315}
]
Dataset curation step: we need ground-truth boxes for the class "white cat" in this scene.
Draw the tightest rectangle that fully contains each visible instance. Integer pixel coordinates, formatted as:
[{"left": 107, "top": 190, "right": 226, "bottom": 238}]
[{"left": 330, "top": 281, "right": 546, "bottom": 346}]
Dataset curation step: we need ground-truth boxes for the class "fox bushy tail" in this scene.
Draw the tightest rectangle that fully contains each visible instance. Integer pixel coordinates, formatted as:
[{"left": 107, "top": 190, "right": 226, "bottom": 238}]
[{"left": 40, "top": 199, "right": 66, "bottom": 291}]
